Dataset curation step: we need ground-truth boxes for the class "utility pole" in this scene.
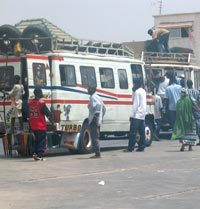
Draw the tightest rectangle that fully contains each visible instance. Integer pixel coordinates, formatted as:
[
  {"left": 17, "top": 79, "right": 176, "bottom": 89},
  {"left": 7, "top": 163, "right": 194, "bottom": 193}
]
[{"left": 158, "top": 0, "right": 163, "bottom": 15}]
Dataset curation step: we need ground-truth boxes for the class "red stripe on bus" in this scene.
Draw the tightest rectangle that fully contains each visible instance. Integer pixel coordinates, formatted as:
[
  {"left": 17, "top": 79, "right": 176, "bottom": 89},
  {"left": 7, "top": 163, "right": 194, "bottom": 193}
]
[
  {"left": 0, "top": 58, "right": 21, "bottom": 63},
  {"left": 97, "top": 89, "right": 132, "bottom": 98},
  {"left": 76, "top": 84, "right": 132, "bottom": 98},
  {"left": 104, "top": 101, "right": 132, "bottom": 105},
  {"left": 51, "top": 56, "right": 64, "bottom": 61},
  {"left": 146, "top": 95, "right": 154, "bottom": 99},
  {"left": 0, "top": 102, "right": 11, "bottom": 105},
  {"left": 26, "top": 54, "right": 48, "bottom": 60},
  {"left": 44, "top": 99, "right": 132, "bottom": 105},
  {"left": 147, "top": 102, "right": 155, "bottom": 105},
  {"left": 45, "top": 100, "right": 88, "bottom": 104}
]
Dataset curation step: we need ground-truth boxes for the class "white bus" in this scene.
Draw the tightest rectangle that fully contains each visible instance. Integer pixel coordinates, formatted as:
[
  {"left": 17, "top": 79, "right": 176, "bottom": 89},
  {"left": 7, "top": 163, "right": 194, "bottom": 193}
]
[
  {"left": 0, "top": 51, "right": 156, "bottom": 153},
  {"left": 0, "top": 26, "right": 155, "bottom": 154},
  {"left": 142, "top": 51, "right": 200, "bottom": 130}
]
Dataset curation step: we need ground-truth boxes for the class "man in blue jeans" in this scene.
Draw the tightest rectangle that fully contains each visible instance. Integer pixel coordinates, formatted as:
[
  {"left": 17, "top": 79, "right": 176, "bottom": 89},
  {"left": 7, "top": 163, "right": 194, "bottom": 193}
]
[
  {"left": 148, "top": 28, "right": 170, "bottom": 53},
  {"left": 165, "top": 71, "right": 182, "bottom": 131},
  {"left": 124, "top": 78, "right": 147, "bottom": 152}
]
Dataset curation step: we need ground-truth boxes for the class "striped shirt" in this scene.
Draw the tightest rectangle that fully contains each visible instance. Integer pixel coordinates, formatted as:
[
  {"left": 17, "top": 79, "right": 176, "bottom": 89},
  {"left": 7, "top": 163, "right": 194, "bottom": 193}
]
[{"left": 187, "top": 88, "right": 199, "bottom": 101}]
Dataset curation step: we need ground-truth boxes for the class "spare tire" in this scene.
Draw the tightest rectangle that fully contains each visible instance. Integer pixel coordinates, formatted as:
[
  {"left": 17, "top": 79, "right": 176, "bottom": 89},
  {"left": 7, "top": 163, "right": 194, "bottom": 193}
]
[
  {"left": 0, "top": 24, "right": 22, "bottom": 54},
  {"left": 22, "top": 24, "right": 52, "bottom": 52}
]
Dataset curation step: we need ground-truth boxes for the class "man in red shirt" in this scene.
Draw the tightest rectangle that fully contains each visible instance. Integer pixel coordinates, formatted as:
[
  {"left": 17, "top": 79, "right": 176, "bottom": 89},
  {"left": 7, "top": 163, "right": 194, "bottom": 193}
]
[{"left": 28, "top": 88, "right": 53, "bottom": 160}]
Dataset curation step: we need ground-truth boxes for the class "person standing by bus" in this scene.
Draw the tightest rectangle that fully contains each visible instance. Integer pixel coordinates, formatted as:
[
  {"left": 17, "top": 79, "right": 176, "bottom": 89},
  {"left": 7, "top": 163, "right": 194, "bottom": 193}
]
[
  {"left": 187, "top": 79, "right": 200, "bottom": 145},
  {"left": 165, "top": 71, "right": 182, "bottom": 131},
  {"left": 4, "top": 75, "right": 25, "bottom": 133},
  {"left": 87, "top": 86, "right": 106, "bottom": 158},
  {"left": 125, "top": 78, "right": 147, "bottom": 152},
  {"left": 157, "top": 75, "right": 169, "bottom": 99},
  {"left": 153, "top": 91, "right": 163, "bottom": 141},
  {"left": 172, "top": 88, "right": 193, "bottom": 151},
  {"left": 28, "top": 88, "right": 53, "bottom": 161}
]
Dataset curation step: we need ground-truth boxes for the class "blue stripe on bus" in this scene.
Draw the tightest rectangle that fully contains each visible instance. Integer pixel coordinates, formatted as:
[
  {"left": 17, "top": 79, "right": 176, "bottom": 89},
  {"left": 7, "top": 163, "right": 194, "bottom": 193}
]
[{"left": 28, "top": 86, "right": 117, "bottom": 100}]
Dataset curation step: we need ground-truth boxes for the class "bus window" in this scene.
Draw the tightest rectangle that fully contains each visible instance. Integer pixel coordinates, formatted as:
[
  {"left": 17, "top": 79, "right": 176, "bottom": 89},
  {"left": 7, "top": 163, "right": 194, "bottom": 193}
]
[
  {"left": 118, "top": 69, "right": 128, "bottom": 89},
  {"left": 60, "top": 65, "right": 76, "bottom": 86},
  {"left": 131, "top": 64, "right": 143, "bottom": 84},
  {"left": 33, "top": 63, "right": 46, "bottom": 86},
  {"left": 0, "top": 66, "right": 14, "bottom": 91},
  {"left": 80, "top": 66, "right": 96, "bottom": 87},
  {"left": 99, "top": 67, "right": 115, "bottom": 88}
]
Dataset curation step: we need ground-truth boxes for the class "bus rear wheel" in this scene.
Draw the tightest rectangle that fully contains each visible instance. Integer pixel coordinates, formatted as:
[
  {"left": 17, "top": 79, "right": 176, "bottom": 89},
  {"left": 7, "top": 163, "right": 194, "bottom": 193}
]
[
  {"left": 135, "top": 120, "right": 153, "bottom": 147},
  {"left": 145, "top": 120, "right": 153, "bottom": 147}
]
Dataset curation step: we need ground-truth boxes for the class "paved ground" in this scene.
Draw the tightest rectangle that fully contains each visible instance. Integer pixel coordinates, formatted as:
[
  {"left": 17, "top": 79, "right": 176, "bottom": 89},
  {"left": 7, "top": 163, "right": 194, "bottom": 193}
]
[{"left": 1, "top": 138, "right": 200, "bottom": 209}]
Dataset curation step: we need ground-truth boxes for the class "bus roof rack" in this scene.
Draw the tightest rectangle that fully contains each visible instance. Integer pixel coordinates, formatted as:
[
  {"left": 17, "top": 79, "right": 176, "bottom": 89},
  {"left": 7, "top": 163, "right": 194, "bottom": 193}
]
[
  {"left": 53, "top": 38, "right": 134, "bottom": 57},
  {"left": 0, "top": 36, "right": 135, "bottom": 57},
  {"left": 141, "top": 52, "right": 196, "bottom": 65}
]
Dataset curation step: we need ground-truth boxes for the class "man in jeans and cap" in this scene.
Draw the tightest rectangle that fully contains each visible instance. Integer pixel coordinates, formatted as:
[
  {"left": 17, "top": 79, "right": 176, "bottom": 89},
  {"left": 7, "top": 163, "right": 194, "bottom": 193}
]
[
  {"left": 87, "top": 86, "right": 106, "bottom": 158},
  {"left": 148, "top": 28, "right": 170, "bottom": 53}
]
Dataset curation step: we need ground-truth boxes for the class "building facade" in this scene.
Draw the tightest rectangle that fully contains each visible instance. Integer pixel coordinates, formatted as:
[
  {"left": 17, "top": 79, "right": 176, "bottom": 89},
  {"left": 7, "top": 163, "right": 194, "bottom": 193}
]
[
  {"left": 154, "top": 12, "right": 200, "bottom": 65},
  {"left": 123, "top": 12, "right": 200, "bottom": 65}
]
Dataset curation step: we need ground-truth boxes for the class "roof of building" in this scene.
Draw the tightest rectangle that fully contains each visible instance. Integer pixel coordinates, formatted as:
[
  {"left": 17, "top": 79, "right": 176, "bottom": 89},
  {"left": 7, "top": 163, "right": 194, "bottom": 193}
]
[
  {"left": 15, "top": 18, "right": 77, "bottom": 42},
  {"left": 154, "top": 12, "right": 200, "bottom": 17}
]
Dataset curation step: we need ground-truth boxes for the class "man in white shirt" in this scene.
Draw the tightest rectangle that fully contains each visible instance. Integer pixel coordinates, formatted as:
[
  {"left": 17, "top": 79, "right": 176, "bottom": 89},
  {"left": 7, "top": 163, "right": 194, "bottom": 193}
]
[
  {"left": 125, "top": 78, "right": 147, "bottom": 152},
  {"left": 157, "top": 76, "right": 169, "bottom": 98},
  {"left": 87, "top": 86, "right": 106, "bottom": 158}
]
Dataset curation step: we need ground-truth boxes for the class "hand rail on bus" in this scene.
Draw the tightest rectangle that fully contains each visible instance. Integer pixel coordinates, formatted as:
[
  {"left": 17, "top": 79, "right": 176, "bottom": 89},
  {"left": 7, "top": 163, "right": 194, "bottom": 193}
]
[{"left": 141, "top": 51, "right": 196, "bottom": 65}]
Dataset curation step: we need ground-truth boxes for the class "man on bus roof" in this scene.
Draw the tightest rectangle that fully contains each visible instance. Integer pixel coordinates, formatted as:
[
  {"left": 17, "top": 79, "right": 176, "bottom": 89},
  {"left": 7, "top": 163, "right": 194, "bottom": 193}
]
[{"left": 148, "top": 28, "right": 170, "bottom": 53}]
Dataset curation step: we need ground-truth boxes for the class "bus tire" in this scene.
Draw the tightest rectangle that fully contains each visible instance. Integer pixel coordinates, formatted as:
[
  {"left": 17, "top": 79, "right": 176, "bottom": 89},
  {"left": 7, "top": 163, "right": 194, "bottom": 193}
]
[
  {"left": 145, "top": 120, "right": 153, "bottom": 147},
  {"left": 78, "top": 122, "right": 93, "bottom": 154},
  {"left": 22, "top": 24, "right": 52, "bottom": 52},
  {"left": 0, "top": 24, "right": 22, "bottom": 53}
]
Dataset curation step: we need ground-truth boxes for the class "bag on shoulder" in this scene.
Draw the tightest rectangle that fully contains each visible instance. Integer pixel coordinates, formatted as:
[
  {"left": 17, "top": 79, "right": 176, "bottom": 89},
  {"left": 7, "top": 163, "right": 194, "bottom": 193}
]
[
  {"left": 191, "top": 99, "right": 200, "bottom": 119},
  {"left": 0, "top": 115, "right": 6, "bottom": 134}
]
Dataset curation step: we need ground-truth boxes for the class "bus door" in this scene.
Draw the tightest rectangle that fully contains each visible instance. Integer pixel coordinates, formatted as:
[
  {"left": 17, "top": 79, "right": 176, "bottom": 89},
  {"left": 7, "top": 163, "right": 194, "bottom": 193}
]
[
  {"left": 131, "top": 64, "right": 144, "bottom": 86},
  {"left": 26, "top": 54, "right": 51, "bottom": 101}
]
